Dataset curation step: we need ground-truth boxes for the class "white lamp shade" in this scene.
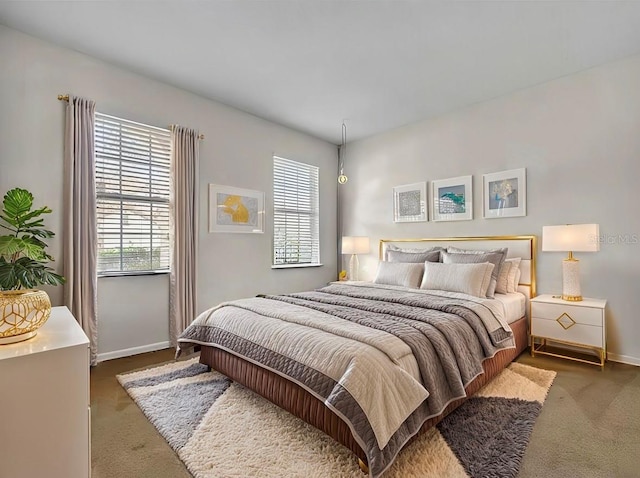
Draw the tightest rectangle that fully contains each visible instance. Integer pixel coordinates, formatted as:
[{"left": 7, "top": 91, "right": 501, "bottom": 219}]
[
  {"left": 542, "top": 224, "right": 600, "bottom": 252},
  {"left": 342, "top": 236, "right": 370, "bottom": 255}
]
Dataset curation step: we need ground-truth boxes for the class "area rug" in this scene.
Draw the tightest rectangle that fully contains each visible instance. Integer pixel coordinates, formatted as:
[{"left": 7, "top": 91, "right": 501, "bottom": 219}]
[{"left": 118, "top": 358, "right": 556, "bottom": 478}]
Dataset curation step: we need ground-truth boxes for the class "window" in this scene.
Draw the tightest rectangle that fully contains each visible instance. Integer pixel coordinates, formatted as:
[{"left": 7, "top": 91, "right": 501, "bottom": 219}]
[
  {"left": 272, "top": 156, "right": 320, "bottom": 267},
  {"left": 95, "top": 113, "right": 171, "bottom": 274}
]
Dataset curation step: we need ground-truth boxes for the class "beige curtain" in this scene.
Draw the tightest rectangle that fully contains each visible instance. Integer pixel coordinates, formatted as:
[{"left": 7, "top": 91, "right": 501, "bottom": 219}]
[
  {"left": 170, "top": 126, "right": 199, "bottom": 345},
  {"left": 63, "top": 96, "right": 98, "bottom": 365}
]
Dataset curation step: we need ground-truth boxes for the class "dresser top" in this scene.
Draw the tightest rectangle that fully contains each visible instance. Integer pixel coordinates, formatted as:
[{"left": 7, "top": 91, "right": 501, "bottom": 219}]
[
  {"left": 531, "top": 294, "right": 607, "bottom": 309},
  {"left": 0, "top": 306, "right": 89, "bottom": 361}
]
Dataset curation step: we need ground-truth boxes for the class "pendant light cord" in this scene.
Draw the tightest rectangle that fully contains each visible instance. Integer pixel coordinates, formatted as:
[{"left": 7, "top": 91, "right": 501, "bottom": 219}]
[{"left": 340, "top": 122, "right": 346, "bottom": 174}]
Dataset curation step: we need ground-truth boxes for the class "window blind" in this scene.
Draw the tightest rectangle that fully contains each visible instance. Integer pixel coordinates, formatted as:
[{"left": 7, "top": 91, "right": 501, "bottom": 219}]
[
  {"left": 95, "top": 113, "right": 171, "bottom": 274},
  {"left": 273, "top": 156, "right": 320, "bottom": 266}
]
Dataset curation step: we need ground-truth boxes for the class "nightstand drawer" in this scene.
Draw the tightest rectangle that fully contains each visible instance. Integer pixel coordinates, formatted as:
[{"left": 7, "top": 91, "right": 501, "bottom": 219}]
[
  {"left": 531, "top": 317, "right": 604, "bottom": 348},
  {"left": 531, "top": 302, "right": 603, "bottom": 327}
]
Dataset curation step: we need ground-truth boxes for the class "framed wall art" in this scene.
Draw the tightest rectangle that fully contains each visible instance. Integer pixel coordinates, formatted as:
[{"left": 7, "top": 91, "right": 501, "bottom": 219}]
[
  {"left": 483, "top": 168, "right": 526, "bottom": 218},
  {"left": 209, "top": 184, "right": 265, "bottom": 233},
  {"left": 393, "top": 182, "right": 427, "bottom": 222},
  {"left": 430, "top": 175, "right": 473, "bottom": 221}
]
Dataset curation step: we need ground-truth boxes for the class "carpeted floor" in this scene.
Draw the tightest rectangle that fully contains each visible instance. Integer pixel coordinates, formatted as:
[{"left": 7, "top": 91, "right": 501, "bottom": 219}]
[
  {"left": 91, "top": 350, "right": 640, "bottom": 478},
  {"left": 116, "top": 358, "right": 555, "bottom": 478},
  {"left": 517, "top": 354, "right": 640, "bottom": 478}
]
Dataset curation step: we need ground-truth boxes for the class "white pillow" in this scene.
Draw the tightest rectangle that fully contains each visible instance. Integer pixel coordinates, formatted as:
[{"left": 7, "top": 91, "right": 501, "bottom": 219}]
[
  {"left": 495, "top": 260, "right": 512, "bottom": 295},
  {"left": 420, "top": 262, "right": 495, "bottom": 298},
  {"left": 373, "top": 262, "right": 424, "bottom": 288},
  {"left": 506, "top": 258, "right": 522, "bottom": 293}
]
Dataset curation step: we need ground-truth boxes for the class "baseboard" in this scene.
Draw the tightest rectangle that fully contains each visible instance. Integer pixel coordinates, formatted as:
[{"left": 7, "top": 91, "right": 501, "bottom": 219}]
[
  {"left": 97, "top": 341, "right": 172, "bottom": 362},
  {"left": 97, "top": 342, "right": 639, "bottom": 366},
  {"left": 607, "top": 352, "right": 640, "bottom": 367}
]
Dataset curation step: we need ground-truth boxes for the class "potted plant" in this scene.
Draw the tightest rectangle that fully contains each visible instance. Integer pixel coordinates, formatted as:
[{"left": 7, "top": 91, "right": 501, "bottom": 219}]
[{"left": 0, "top": 188, "right": 65, "bottom": 344}]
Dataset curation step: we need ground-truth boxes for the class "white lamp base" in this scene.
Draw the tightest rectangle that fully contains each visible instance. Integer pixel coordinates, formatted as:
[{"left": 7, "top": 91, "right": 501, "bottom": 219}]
[
  {"left": 562, "top": 258, "right": 582, "bottom": 301},
  {"left": 349, "top": 254, "right": 360, "bottom": 281}
]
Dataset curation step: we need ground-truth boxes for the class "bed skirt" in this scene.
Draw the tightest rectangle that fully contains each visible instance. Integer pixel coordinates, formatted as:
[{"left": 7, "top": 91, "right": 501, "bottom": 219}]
[{"left": 198, "top": 315, "right": 529, "bottom": 464}]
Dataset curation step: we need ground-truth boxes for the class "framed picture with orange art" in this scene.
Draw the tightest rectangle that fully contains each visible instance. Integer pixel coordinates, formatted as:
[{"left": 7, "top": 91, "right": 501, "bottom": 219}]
[{"left": 208, "top": 184, "right": 265, "bottom": 233}]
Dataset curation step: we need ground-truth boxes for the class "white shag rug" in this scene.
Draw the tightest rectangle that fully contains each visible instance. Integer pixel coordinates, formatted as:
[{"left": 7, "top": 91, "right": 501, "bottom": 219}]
[{"left": 118, "top": 359, "right": 556, "bottom": 478}]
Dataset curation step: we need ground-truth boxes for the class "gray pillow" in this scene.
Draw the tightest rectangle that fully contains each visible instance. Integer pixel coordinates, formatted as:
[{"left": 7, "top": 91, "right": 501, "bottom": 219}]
[
  {"left": 447, "top": 246, "right": 507, "bottom": 267},
  {"left": 373, "top": 262, "right": 424, "bottom": 288},
  {"left": 387, "top": 244, "right": 445, "bottom": 253},
  {"left": 387, "top": 249, "right": 441, "bottom": 263},
  {"left": 446, "top": 247, "right": 508, "bottom": 291},
  {"left": 386, "top": 245, "right": 444, "bottom": 261},
  {"left": 441, "top": 250, "right": 506, "bottom": 298}
]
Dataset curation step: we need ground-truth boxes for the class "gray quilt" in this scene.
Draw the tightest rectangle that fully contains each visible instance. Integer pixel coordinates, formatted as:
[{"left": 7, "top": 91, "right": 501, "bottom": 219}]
[{"left": 178, "top": 283, "right": 514, "bottom": 477}]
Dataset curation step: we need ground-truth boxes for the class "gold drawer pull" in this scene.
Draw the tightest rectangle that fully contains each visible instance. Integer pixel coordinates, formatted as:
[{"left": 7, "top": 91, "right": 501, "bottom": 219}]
[{"left": 556, "top": 312, "right": 576, "bottom": 330}]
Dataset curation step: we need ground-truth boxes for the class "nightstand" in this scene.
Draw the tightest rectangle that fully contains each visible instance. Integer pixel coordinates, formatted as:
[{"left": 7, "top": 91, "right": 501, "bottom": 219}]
[{"left": 530, "top": 294, "right": 607, "bottom": 369}]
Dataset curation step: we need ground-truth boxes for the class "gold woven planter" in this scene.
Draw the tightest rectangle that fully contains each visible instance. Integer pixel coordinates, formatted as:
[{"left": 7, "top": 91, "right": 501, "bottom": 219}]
[{"left": 0, "top": 290, "right": 52, "bottom": 345}]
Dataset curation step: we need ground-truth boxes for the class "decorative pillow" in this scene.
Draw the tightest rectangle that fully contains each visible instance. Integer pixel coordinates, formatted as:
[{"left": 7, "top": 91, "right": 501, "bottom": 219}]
[
  {"left": 447, "top": 247, "right": 508, "bottom": 268},
  {"left": 386, "top": 245, "right": 445, "bottom": 261},
  {"left": 387, "top": 249, "right": 441, "bottom": 263},
  {"left": 420, "top": 262, "right": 495, "bottom": 298},
  {"left": 441, "top": 250, "right": 506, "bottom": 298},
  {"left": 446, "top": 247, "right": 508, "bottom": 295},
  {"left": 388, "top": 244, "right": 445, "bottom": 253},
  {"left": 511, "top": 267, "right": 522, "bottom": 294},
  {"left": 506, "top": 257, "right": 522, "bottom": 293},
  {"left": 373, "top": 262, "right": 424, "bottom": 288},
  {"left": 495, "top": 260, "right": 512, "bottom": 295}
]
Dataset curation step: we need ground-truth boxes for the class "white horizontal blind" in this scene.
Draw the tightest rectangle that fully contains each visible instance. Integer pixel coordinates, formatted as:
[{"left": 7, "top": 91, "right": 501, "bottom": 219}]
[
  {"left": 95, "top": 113, "right": 171, "bottom": 274},
  {"left": 273, "top": 156, "right": 320, "bottom": 266}
]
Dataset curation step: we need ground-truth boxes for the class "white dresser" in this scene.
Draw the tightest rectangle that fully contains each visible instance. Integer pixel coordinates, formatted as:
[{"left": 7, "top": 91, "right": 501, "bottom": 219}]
[
  {"left": 0, "top": 306, "right": 90, "bottom": 478},
  {"left": 530, "top": 294, "right": 607, "bottom": 369}
]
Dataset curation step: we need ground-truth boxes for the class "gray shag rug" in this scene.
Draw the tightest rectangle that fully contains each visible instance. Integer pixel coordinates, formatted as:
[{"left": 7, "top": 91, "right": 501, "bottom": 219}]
[{"left": 118, "top": 358, "right": 555, "bottom": 478}]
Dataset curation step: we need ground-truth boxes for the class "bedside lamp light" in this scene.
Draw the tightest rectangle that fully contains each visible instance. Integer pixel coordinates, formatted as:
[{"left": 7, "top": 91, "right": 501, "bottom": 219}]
[
  {"left": 341, "top": 236, "right": 370, "bottom": 281},
  {"left": 542, "top": 224, "right": 600, "bottom": 301}
]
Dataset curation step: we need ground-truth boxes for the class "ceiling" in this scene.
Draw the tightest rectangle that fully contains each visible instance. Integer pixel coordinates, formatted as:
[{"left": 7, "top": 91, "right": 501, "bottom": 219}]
[{"left": 2, "top": 1, "right": 640, "bottom": 144}]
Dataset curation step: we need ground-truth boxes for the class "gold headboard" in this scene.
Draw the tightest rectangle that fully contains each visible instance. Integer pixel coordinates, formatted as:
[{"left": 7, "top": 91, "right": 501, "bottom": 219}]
[{"left": 379, "top": 235, "right": 537, "bottom": 298}]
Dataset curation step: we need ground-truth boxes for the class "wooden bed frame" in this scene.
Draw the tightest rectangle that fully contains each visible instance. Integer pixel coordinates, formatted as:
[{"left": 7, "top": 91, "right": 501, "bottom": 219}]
[{"left": 197, "top": 236, "right": 536, "bottom": 471}]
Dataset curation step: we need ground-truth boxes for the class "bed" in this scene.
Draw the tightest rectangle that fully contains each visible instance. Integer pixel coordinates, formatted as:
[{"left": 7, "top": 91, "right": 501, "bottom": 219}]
[{"left": 177, "top": 236, "right": 536, "bottom": 477}]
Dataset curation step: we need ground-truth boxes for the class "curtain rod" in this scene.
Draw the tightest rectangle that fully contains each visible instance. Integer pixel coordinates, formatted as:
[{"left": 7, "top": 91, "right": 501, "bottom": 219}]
[
  {"left": 58, "top": 94, "right": 205, "bottom": 139},
  {"left": 169, "top": 124, "right": 205, "bottom": 140}
]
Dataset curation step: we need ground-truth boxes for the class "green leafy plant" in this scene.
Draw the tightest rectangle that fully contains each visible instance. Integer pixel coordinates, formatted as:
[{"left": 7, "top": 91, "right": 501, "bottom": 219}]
[{"left": 0, "top": 188, "right": 65, "bottom": 290}]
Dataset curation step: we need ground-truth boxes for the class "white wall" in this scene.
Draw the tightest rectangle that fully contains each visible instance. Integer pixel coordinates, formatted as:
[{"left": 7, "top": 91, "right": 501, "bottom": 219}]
[
  {"left": 0, "top": 25, "right": 338, "bottom": 359},
  {"left": 341, "top": 54, "right": 640, "bottom": 365}
]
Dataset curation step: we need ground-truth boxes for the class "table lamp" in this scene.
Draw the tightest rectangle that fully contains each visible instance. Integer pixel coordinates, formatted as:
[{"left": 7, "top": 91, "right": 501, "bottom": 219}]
[
  {"left": 542, "top": 224, "right": 600, "bottom": 301},
  {"left": 341, "top": 236, "right": 370, "bottom": 281}
]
